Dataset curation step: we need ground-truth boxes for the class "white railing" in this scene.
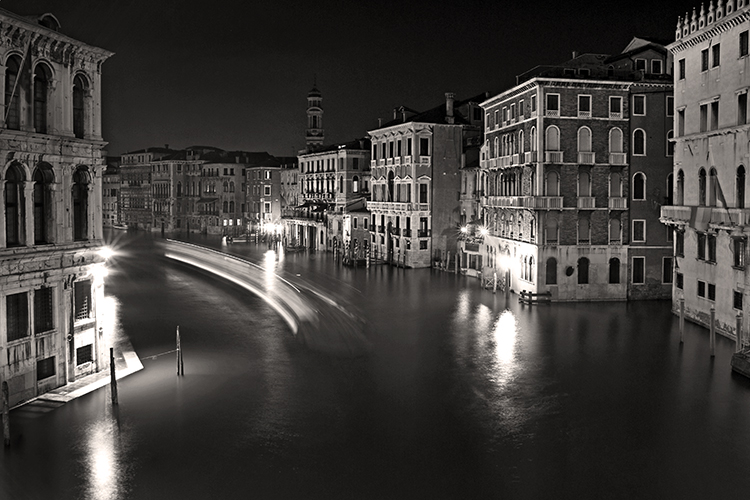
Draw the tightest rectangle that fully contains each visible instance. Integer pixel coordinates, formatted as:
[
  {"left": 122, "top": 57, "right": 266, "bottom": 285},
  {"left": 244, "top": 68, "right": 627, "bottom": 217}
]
[
  {"left": 578, "top": 197, "right": 595, "bottom": 209},
  {"left": 512, "top": 153, "right": 521, "bottom": 165},
  {"left": 525, "top": 151, "right": 537, "bottom": 163},
  {"left": 420, "top": 156, "right": 430, "bottom": 164},
  {"left": 404, "top": 155, "right": 412, "bottom": 164},
  {"left": 395, "top": 157, "right": 401, "bottom": 165},
  {"left": 578, "top": 152, "right": 595, "bottom": 164},
  {"left": 545, "top": 151, "right": 563, "bottom": 163},
  {"left": 499, "top": 156, "right": 512, "bottom": 167},
  {"left": 546, "top": 109, "right": 560, "bottom": 117},
  {"left": 608, "top": 197, "right": 627, "bottom": 210},
  {"left": 386, "top": 158, "right": 393, "bottom": 165},
  {"left": 528, "top": 196, "right": 563, "bottom": 209},
  {"left": 370, "top": 160, "right": 377, "bottom": 168},
  {"left": 609, "top": 112, "right": 622, "bottom": 119},
  {"left": 578, "top": 111, "right": 592, "bottom": 118},
  {"left": 609, "top": 153, "right": 627, "bottom": 165}
]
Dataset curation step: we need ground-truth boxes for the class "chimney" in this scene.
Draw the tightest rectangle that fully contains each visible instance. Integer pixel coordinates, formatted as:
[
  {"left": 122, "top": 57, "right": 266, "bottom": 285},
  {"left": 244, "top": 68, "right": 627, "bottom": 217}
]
[
  {"left": 401, "top": 107, "right": 406, "bottom": 122},
  {"left": 378, "top": 118, "right": 382, "bottom": 127},
  {"left": 165, "top": 144, "right": 169, "bottom": 149},
  {"left": 445, "top": 92, "right": 455, "bottom": 124},
  {"left": 572, "top": 51, "right": 578, "bottom": 59},
  {"left": 393, "top": 108, "right": 398, "bottom": 120}
]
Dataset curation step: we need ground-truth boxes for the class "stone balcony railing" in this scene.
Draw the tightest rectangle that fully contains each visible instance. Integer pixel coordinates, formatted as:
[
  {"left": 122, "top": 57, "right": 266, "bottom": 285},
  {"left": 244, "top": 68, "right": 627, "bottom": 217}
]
[
  {"left": 578, "top": 197, "right": 595, "bottom": 209},
  {"left": 609, "top": 197, "right": 628, "bottom": 209},
  {"left": 609, "top": 152, "right": 627, "bottom": 165},
  {"left": 659, "top": 205, "right": 750, "bottom": 228},
  {"left": 578, "top": 152, "right": 595, "bottom": 165},
  {"left": 545, "top": 151, "right": 563, "bottom": 163}
]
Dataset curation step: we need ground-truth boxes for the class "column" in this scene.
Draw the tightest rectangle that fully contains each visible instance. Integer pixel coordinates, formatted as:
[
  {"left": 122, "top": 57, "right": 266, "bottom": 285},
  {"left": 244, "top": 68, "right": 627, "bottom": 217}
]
[
  {"left": 0, "top": 181, "right": 5, "bottom": 247},
  {"left": 24, "top": 181, "right": 34, "bottom": 247}
]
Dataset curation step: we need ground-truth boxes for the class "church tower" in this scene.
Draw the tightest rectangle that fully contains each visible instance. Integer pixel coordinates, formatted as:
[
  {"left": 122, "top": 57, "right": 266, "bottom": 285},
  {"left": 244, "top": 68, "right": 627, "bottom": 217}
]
[{"left": 305, "top": 83, "right": 324, "bottom": 151}]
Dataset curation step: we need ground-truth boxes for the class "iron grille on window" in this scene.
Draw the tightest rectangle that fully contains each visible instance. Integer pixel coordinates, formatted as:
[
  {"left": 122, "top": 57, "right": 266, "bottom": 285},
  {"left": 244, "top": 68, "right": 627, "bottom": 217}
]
[
  {"left": 74, "top": 280, "right": 92, "bottom": 321},
  {"left": 735, "top": 291, "right": 744, "bottom": 310},
  {"left": 708, "top": 283, "right": 716, "bottom": 301},
  {"left": 34, "top": 287, "right": 54, "bottom": 333},
  {"left": 37, "top": 356, "right": 56, "bottom": 380},
  {"left": 76, "top": 344, "right": 93, "bottom": 365},
  {"left": 6, "top": 292, "right": 29, "bottom": 341}
]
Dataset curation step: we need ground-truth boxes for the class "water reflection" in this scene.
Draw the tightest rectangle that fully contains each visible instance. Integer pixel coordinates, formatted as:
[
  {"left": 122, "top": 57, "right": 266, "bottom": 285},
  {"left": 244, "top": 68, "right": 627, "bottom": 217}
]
[
  {"left": 82, "top": 409, "right": 127, "bottom": 500},
  {"left": 492, "top": 309, "right": 518, "bottom": 369}
]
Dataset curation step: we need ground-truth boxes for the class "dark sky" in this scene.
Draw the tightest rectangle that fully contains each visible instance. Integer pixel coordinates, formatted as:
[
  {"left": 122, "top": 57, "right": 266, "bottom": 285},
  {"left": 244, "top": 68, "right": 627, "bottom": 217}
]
[{"left": 2, "top": 0, "right": 690, "bottom": 156}]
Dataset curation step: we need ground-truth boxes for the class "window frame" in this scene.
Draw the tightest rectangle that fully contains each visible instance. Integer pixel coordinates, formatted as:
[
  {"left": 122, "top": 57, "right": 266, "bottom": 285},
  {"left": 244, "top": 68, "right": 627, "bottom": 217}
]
[
  {"left": 632, "top": 219, "right": 646, "bottom": 243},
  {"left": 632, "top": 256, "right": 646, "bottom": 285},
  {"left": 632, "top": 95, "right": 646, "bottom": 116}
]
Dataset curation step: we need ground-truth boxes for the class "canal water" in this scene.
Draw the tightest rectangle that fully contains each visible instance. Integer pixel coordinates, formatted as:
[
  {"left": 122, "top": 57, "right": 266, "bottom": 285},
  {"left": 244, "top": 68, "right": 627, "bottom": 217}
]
[{"left": 3, "top": 230, "right": 750, "bottom": 499}]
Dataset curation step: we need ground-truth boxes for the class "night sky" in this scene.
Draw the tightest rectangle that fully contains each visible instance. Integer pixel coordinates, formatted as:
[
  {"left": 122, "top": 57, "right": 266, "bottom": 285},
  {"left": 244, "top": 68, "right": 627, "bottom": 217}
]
[{"left": 2, "top": 0, "right": 690, "bottom": 156}]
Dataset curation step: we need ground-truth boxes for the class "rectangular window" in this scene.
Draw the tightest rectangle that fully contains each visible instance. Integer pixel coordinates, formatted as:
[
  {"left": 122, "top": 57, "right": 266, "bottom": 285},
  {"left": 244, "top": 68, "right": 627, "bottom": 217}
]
[
  {"left": 678, "top": 108, "right": 685, "bottom": 136},
  {"left": 710, "top": 101, "right": 719, "bottom": 130},
  {"left": 6, "top": 292, "right": 29, "bottom": 342},
  {"left": 679, "top": 59, "right": 686, "bottom": 79},
  {"left": 742, "top": 31, "right": 749, "bottom": 58},
  {"left": 663, "top": 257, "right": 673, "bottom": 284},
  {"left": 708, "top": 283, "right": 716, "bottom": 301},
  {"left": 632, "top": 257, "right": 645, "bottom": 284},
  {"left": 633, "top": 95, "right": 646, "bottom": 116},
  {"left": 702, "top": 48, "right": 709, "bottom": 71},
  {"left": 708, "top": 234, "right": 717, "bottom": 262},
  {"left": 667, "top": 96, "right": 674, "bottom": 117},
  {"left": 353, "top": 218, "right": 358, "bottom": 229},
  {"left": 419, "top": 240, "right": 428, "bottom": 250},
  {"left": 712, "top": 43, "right": 721, "bottom": 68},
  {"left": 34, "top": 287, "right": 54, "bottom": 334},
  {"left": 578, "top": 95, "right": 591, "bottom": 117},
  {"left": 531, "top": 94, "right": 537, "bottom": 112},
  {"left": 651, "top": 59, "right": 663, "bottom": 74},
  {"left": 264, "top": 186, "right": 271, "bottom": 196},
  {"left": 700, "top": 104, "right": 708, "bottom": 132},
  {"left": 510, "top": 103, "right": 516, "bottom": 120},
  {"left": 609, "top": 96, "right": 622, "bottom": 118},
  {"left": 735, "top": 290, "right": 744, "bottom": 310},
  {"left": 697, "top": 233, "right": 706, "bottom": 260},
  {"left": 677, "top": 272, "right": 684, "bottom": 289},
  {"left": 632, "top": 220, "right": 646, "bottom": 242},
  {"left": 494, "top": 110, "right": 499, "bottom": 127},
  {"left": 546, "top": 94, "right": 560, "bottom": 116},
  {"left": 698, "top": 280, "right": 706, "bottom": 297},
  {"left": 735, "top": 237, "right": 747, "bottom": 268},
  {"left": 419, "top": 184, "right": 428, "bottom": 203},
  {"left": 419, "top": 138, "right": 429, "bottom": 156},
  {"left": 389, "top": 141, "right": 394, "bottom": 158},
  {"left": 76, "top": 344, "right": 93, "bottom": 365},
  {"left": 37, "top": 356, "right": 56, "bottom": 380},
  {"left": 519, "top": 99, "right": 524, "bottom": 117},
  {"left": 364, "top": 218, "right": 368, "bottom": 229},
  {"left": 264, "top": 202, "right": 271, "bottom": 213},
  {"left": 740, "top": 93, "right": 748, "bottom": 126},
  {"left": 635, "top": 59, "right": 646, "bottom": 71},
  {"left": 407, "top": 138, "right": 412, "bottom": 156}
]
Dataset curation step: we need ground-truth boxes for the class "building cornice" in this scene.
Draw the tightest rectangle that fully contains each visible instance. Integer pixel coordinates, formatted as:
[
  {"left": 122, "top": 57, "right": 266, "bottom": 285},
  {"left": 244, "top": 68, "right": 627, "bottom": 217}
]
[{"left": 669, "top": 8, "right": 750, "bottom": 54}]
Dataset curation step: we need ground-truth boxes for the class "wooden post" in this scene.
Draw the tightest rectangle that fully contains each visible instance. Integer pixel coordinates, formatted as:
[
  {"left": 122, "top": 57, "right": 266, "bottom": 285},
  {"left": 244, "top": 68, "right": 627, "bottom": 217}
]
[
  {"left": 176, "top": 326, "right": 184, "bottom": 376},
  {"left": 710, "top": 305, "right": 716, "bottom": 357},
  {"left": 2, "top": 381, "right": 9, "bottom": 447},
  {"left": 493, "top": 272, "right": 498, "bottom": 294},
  {"left": 737, "top": 312, "right": 743, "bottom": 353},
  {"left": 109, "top": 347, "right": 118, "bottom": 406},
  {"left": 366, "top": 246, "right": 370, "bottom": 268},
  {"left": 679, "top": 297, "right": 685, "bottom": 344},
  {"left": 456, "top": 252, "right": 461, "bottom": 274}
]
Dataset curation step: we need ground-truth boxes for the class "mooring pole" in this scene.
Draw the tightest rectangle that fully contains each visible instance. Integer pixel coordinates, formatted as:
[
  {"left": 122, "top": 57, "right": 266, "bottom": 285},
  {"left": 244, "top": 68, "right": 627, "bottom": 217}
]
[
  {"left": 737, "top": 312, "right": 743, "bottom": 353},
  {"left": 2, "top": 381, "right": 9, "bottom": 447},
  {"left": 679, "top": 297, "right": 685, "bottom": 344},
  {"left": 110, "top": 347, "right": 118, "bottom": 406},
  {"left": 493, "top": 272, "right": 498, "bottom": 294},
  {"left": 176, "top": 326, "right": 184, "bottom": 376},
  {"left": 710, "top": 305, "right": 716, "bottom": 357}
]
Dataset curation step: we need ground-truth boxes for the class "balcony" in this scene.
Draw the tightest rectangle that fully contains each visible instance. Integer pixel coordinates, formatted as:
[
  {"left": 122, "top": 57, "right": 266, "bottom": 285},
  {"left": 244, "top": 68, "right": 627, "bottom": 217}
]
[
  {"left": 378, "top": 225, "right": 385, "bottom": 233},
  {"left": 386, "top": 158, "right": 393, "bottom": 165},
  {"left": 370, "top": 160, "right": 377, "bottom": 168},
  {"left": 404, "top": 155, "right": 412, "bottom": 164},
  {"left": 485, "top": 195, "right": 526, "bottom": 208},
  {"left": 464, "top": 242, "right": 480, "bottom": 253},
  {"left": 420, "top": 156, "right": 430, "bottom": 164},
  {"left": 609, "top": 111, "right": 622, "bottom": 119},
  {"left": 511, "top": 153, "right": 521, "bottom": 165},
  {"left": 402, "top": 228, "right": 412, "bottom": 237},
  {"left": 418, "top": 229, "right": 431, "bottom": 238},
  {"left": 578, "top": 152, "right": 595, "bottom": 165},
  {"left": 578, "top": 111, "right": 592, "bottom": 119},
  {"left": 499, "top": 156, "right": 512, "bottom": 167},
  {"left": 526, "top": 196, "right": 563, "bottom": 209},
  {"left": 578, "top": 197, "right": 595, "bottom": 209},
  {"left": 545, "top": 151, "right": 563, "bottom": 163},
  {"left": 525, "top": 151, "right": 537, "bottom": 163},
  {"left": 546, "top": 109, "right": 560, "bottom": 117},
  {"left": 609, "top": 153, "right": 627, "bottom": 165},
  {"left": 608, "top": 197, "right": 627, "bottom": 210},
  {"left": 395, "top": 157, "right": 401, "bottom": 165},
  {"left": 378, "top": 159, "right": 385, "bottom": 166},
  {"left": 659, "top": 205, "right": 692, "bottom": 225}
]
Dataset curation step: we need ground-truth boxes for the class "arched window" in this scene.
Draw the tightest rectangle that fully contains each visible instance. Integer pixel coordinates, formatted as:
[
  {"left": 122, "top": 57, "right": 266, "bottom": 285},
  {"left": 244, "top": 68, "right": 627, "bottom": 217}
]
[
  {"left": 493, "top": 137, "right": 499, "bottom": 158},
  {"left": 699, "top": 168, "right": 707, "bottom": 206},
  {"left": 530, "top": 126, "right": 537, "bottom": 152},
  {"left": 33, "top": 165, "right": 54, "bottom": 245},
  {"left": 34, "top": 64, "right": 51, "bottom": 134},
  {"left": 387, "top": 171, "right": 394, "bottom": 201},
  {"left": 709, "top": 168, "right": 718, "bottom": 207},
  {"left": 223, "top": 182, "right": 228, "bottom": 193},
  {"left": 545, "top": 126, "right": 560, "bottom": 151},
  {"left": 518, "top": 129, "right": 525, "bottom": 154},
  {"left": 578, "top": 257, "right": 590, "bottom": 284},
  {"left": 229, "top": 182, "right": 235, "bottom": 193},
  {"left": 609, "top": 127, "right": 623, "bottom": 153},
  {"left": 607, "top": 65, "right": 615, "bottom": 77},
  {"left": 633, "top": 172, "right": 646, "bottom": 200},
  {"left": 5, "top": 56, "right": 22, "bottom": 130},
  {"left": 633, "top": 129, "right": 646, "bottom": 155},
  {"left": 353, "top": 175, "right": 360, "bottom": 193},
  {"left": 73, "top": 74, "right": 88, "bottom": 139},
  {"left": 546, "top": 257, "right": 557, "bottom": 284},
  {"left": 610, "top": 171, "right": 622, "bottom": 197},
  {"left": 177, "top": 182, "right": 182, "bottom": 197},
  {"left": 4, "top": 163, "right": 26, "bottom": 246},
  {"left": 738, "top": 166, "right": 746, "bottom": 209},
  {"left": 577, "top": 127, "right": 592, "bottom": 152},
  {"left": 578, "top": 170, "right": 591, "bottom": 196},
  {"left": 523, "top": 256, "right": 528, "bottom": 280},
  {"left": 546, "top": 171, "right": 560, "bottom": 196},
  {"left": 609, "top": 217, "right": 621, "bottom": 242},
  {"left": 229, "top": 201, "right": 234, "bottom": 213},
  {"left": 667, "top": 130, "right": 675, "bottom": 157},
  {"left": 72, "top": 167, "right": 90, "bottom": 241},
  {"left": 677, "top": 169, "right": 685, "bottom": 205},
  {"left": 578, "top": 216, "right": 590, "bottom": 243},
  {"left": 546, "top": 216, "right": 558, "bottom": 243},
  {"left": 222, "top": 201, "right": 228, "bottom": 212},
  {"left": 609, "top": 258, "right": 620, "bottom": 284},
  {"left": 528, "top": 256, "right": 535, "bottom": 283}
]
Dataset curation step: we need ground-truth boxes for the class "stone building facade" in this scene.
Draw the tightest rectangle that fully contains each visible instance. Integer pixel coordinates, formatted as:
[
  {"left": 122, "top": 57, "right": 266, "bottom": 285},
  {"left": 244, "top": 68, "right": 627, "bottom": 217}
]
[
  {"left": 478, "top": 40, "right": 673, "bottom": 301},
  {"left": 661, "top": 0, "right": 750, "bottom": 339},
  {"left": 0, "top": 9, "right": 112, "bottom": 406}
]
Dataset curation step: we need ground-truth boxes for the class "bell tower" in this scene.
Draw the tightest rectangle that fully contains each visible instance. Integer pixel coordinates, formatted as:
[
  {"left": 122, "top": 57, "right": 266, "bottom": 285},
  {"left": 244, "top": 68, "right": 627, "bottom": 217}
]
[{"left": 306, "top": 82, "right": 324, "bottom": 151}]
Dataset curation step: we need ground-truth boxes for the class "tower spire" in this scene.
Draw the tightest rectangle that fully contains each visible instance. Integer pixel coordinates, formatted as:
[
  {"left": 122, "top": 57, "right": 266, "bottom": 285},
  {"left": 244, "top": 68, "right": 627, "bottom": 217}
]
[{"left": 305, "top": 80, "right": 324, "bottom": 152}]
